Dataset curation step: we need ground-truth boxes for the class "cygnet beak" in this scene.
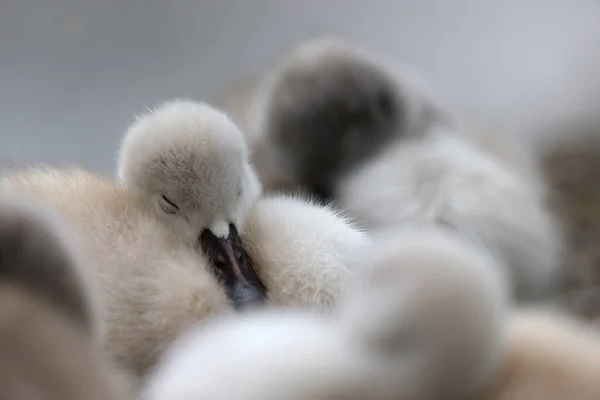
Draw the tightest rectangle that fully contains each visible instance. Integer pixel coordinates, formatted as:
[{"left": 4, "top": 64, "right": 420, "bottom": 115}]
[{"left": 200, "top": 224, "right": 267, "bottom": 310}]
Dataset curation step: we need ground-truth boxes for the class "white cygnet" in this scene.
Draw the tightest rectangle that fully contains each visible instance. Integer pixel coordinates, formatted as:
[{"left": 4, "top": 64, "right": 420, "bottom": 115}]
[
  {"left": 143, "top": 228, "right": 508, "bottom": 400},
  {"left": 0, "top": 99, "right": 264, "bottom": 376}
]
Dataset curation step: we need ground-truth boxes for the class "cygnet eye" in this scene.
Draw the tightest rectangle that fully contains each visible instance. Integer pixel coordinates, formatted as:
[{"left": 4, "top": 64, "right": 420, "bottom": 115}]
[{"left": 160, "top": 195, "right": 180, "bottom": 215}]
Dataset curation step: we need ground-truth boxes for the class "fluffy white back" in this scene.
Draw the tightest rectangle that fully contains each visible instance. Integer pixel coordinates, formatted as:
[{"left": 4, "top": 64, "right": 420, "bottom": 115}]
[
  {"left": 143, "top": 311, "right": 379, "bottom": 400},
  {"left": 242, "top": 194, "right": 371, "bottom": 311},
  {"left": 338, "top": 126, "right": 561, "bottom": 302}
]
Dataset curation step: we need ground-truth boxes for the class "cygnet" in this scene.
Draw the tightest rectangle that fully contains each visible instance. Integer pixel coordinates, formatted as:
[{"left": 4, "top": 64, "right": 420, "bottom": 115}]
[
  {"left": 118, "top": 99, "right": 266, "bottom": 306},
  {"left": 0, "top": 192, "right": 102, "bottom": 337},
  {"left": 248, "top": 37, "right": 561, "bottom": 303},
  {"left": 0, "top": 193, "right": 130, "bottom": 400},
  {"left": 143, "top": 228, "right": 508, "bottom": 400},
  {"left": 0, "top": 99, "right": 264, "bottom": 375},
  {"left": 0, "top": 101, "right": 369, "bottom": 377}
]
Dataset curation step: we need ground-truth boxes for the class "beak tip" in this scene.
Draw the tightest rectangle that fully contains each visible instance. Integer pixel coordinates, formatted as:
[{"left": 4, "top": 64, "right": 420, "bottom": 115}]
[{"left": 232, "top": 283, "right": 268, "bottom": 310}]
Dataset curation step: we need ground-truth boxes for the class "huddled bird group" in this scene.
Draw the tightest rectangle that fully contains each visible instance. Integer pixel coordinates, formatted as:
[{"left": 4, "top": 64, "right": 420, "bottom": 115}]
[{"left": 1, "top": 37, "right": 599, "bottom": 400}]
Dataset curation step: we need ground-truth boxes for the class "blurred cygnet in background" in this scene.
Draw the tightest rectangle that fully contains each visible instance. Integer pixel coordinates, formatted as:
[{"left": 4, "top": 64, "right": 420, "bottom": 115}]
[
  {"left": 478, "top": 309, "right": 600, "bottom": 400},
  {"left": 245, "top": 37, "right": 562, "bottom": 303},
  {"left": 143, "top": 228, "right": 508, "bottom": 400},
  {"left": 0, "top": 192, "right": 102, "bottom": 337},
  {"left": 0, "top": 193, "right": 130, "bottom": 400},
  {"left": 337, "top": 114, "right": 562, "bottom": 303},
  {"left": 246, "top": 37, "right": 449, "bottom": 202}
]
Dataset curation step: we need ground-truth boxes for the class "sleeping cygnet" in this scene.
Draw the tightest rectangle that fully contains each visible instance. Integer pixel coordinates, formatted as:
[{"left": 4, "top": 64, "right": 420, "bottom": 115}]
[
  {"left": 118, "top": 99, "right": 266, "bottom": 306},
  {"left": 241, "top": 194, "right": 370, "bottom": 312},
  {"left": 0, "top": 99, "right": 264, "bottom": 376},
  {"left": 478, "top": 310, "right": 600, "bottom": 400},
  {"left": 0, "top": 193, "right": 131, "bottom": 400},
  {"left": 337, "top": 119, "right": 563, "bottom": 303},
  {"left": 246, "top": 36, "right": 450, "bottom": 201},
  {"left": 142, "top": 228, "right": 508, "bottom": 400}
]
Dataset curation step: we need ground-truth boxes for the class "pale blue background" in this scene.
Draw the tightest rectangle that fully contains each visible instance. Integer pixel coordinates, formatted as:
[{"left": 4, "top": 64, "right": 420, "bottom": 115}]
[{"left": 2, "top": 0, "right": 600, "bottom": 174}]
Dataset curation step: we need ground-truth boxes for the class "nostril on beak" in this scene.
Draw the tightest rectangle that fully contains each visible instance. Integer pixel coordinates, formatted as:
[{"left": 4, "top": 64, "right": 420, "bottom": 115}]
[{"left": 232, "top": 282, "right": 267, "bottom": 310}]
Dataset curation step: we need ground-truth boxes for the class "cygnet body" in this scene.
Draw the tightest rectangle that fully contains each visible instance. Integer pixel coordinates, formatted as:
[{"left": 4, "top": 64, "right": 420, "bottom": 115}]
[
  {"left": 338, "top": 121, "right": 562, "bottom": 302},
  {"left": 143, "top": 228, "right": 508, "bottom": 400},
  {"left": 0, "top": 193, "right": 130, "bottom": 400}
]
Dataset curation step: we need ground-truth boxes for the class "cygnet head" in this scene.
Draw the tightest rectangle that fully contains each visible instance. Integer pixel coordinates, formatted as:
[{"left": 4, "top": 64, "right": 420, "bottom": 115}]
[
  {"left": 251, "top": 37, "right": 404, "bottom": 201},
  {"left": 0, "top": 192, "right": 101, "bottom": 337},
  {"left": 341, "top": 228, "right": 510, "bottom": 398},
  {"left": 118, "top": 99, "right": 265, "bottom": 309}
]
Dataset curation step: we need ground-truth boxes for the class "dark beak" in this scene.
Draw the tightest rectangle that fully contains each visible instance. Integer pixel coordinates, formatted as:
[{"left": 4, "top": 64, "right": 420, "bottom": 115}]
[{"left": 200, "top": 224, "right": 267, "bottom": 310}]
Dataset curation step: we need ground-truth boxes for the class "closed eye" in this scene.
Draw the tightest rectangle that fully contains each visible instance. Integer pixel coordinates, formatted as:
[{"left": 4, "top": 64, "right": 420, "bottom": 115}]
[{"left": 160, "top": 195, "right": 180, "bottom": 214}]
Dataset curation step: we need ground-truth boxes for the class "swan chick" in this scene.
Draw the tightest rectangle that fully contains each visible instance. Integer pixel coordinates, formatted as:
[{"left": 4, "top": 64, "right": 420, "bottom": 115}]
[
  {"left": 119, "top": 99, "right": 266, "bottom": 308},
  {"left": 0, "top": 192, "right": 101, "bottom": 337},
  {"left": 143, "top": 228, "right": 508, "bottom": 400},
  {"left": 249, "top": 37, "right": 560, "bottom": 303},
  {"left": 248, "top": 37, "right": 446, "bottom": 200},
  {"left": 0, "top": 193, "right": 128, "bottom": 400}
]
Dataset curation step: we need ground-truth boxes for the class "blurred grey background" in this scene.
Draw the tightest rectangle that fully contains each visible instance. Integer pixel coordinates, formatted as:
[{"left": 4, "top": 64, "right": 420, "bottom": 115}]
[{"left": 2, "top": 0, "right": 600, "bottom": 174}]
